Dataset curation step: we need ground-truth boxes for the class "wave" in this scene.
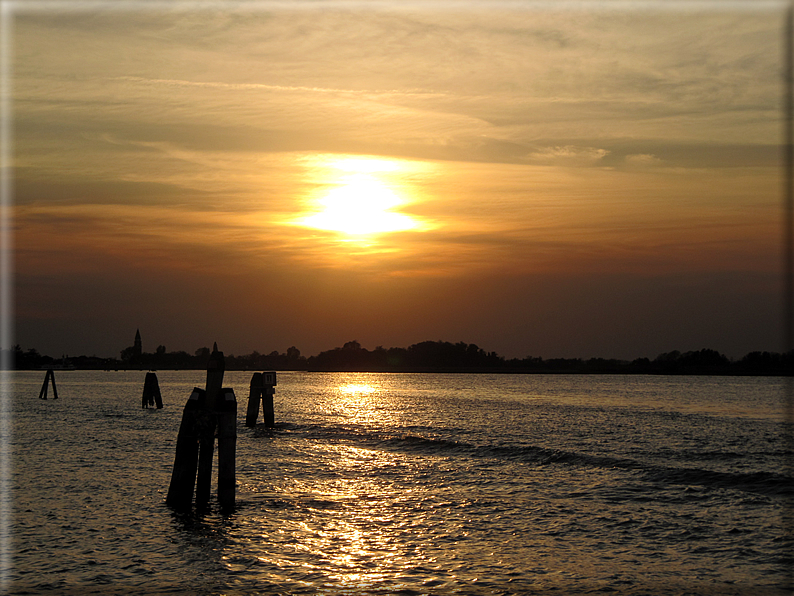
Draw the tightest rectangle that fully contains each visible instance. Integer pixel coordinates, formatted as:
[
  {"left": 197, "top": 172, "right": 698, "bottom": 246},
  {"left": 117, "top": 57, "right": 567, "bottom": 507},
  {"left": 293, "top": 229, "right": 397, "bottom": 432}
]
[{"left": 264, "top": 422, "right": 794, "bottom": 498}]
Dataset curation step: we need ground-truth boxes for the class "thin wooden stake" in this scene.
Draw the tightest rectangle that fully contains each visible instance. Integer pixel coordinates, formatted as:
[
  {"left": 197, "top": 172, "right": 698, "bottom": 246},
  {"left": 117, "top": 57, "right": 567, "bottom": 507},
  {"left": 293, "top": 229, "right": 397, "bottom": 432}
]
[
  {"left": 38, "top": 372, "right": 48, "bottom": 400},
  {"left": 245, "top": 372, "right": 263, "bottom": 427},
  {"left": 38, "top": 368, "right": 58, "bottom": 400}
]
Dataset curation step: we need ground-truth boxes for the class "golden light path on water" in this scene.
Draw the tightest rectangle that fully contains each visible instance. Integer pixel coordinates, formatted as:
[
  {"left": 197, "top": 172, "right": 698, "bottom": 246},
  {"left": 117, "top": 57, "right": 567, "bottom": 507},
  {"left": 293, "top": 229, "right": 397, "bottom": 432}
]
[
  {"left": 230, "top": 375, "right": 449, "bottom": 590},
  {"left": 335, "top": 382, "right": 386, "bottom": 425},
  {"left": 339, "top": 383, "right": 378, "bottom": 395},
  {"left": 11, "top": 371, "right": 790, "bottom": 594},
  {"left": 288, "top": 155, "right": 432, "bottom": 241}
]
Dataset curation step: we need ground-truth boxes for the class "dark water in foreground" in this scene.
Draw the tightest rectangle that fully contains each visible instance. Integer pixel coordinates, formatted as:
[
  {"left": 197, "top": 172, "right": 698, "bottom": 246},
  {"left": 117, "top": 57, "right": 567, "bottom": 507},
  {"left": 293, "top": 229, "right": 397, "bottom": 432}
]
[{"left": 7, "top": 371, "right": 794, "bottom": 595}]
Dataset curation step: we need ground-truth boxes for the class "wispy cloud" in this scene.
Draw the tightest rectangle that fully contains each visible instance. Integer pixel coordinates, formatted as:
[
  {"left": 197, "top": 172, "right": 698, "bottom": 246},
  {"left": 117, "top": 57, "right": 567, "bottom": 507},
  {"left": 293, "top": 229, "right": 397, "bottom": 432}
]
[
  {"left": 113, "top": 76, "right": 448, "bottom": 99},
  {"left": 11, "top": 3, "right": 784, "bottom": 359},
  {"left": 526, "top": 145, "right": 610, "bottom": 165}
]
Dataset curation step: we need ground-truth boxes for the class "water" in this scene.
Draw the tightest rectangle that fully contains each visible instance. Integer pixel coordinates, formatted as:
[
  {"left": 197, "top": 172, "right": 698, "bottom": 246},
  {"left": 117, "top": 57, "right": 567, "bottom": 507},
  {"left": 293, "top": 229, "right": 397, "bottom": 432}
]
[{"left": 7, "top": 371, "right": 794, "bottom": 595}]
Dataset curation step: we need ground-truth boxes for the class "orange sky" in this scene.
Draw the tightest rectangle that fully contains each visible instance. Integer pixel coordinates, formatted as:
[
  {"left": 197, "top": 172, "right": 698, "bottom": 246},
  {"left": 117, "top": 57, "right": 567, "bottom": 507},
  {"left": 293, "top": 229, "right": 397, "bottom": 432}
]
[{"left": 9, "top": 2, "right": 785, "bottom": 360}]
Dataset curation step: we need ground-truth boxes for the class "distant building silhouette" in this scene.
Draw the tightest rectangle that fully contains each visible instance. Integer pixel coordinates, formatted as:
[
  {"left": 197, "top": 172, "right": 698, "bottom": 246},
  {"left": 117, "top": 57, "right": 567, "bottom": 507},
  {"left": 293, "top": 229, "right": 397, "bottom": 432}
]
[{"left": 133, "top": 329, "right": 142, "bottom": 360}]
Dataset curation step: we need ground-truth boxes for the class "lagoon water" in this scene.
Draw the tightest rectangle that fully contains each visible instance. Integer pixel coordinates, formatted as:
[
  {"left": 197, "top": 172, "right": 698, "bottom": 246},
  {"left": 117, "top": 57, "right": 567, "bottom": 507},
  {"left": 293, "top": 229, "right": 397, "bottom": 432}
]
[{"left": 7, "top": 371, "right": 794, "bottom": 595}]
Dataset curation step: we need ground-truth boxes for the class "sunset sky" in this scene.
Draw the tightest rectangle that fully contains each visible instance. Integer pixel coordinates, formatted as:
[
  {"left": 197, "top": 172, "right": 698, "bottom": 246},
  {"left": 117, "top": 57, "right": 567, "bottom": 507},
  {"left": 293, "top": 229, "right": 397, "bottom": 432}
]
[{"left": 9, "top": 1, "right": 786, "bottom": 361}]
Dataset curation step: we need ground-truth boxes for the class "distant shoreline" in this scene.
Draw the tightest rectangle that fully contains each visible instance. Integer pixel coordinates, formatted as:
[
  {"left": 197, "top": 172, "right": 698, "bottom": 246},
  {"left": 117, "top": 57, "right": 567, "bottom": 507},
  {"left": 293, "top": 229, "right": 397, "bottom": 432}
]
[
  {"left": 7, "top": 366, "right": 792, "bottom": 377},
  {"left": 6, "top": 340, "right": 792, "bottom": 376}
]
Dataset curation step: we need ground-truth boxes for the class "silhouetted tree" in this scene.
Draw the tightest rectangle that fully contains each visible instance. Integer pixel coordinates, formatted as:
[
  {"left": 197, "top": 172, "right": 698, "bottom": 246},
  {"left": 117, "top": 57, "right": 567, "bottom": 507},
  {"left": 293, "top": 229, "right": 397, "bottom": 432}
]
[{"left": 120, "top": 345, "right": 139, "bottom": 364}]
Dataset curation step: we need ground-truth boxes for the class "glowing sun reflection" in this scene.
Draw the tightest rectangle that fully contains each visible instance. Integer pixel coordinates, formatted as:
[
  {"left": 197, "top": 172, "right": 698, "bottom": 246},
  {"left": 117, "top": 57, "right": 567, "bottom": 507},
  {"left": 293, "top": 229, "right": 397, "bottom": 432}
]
[
  {"left": 339, "top": 383, "right": 378, "bottom": 395},
  {"left": 331, "top": 376, "right": 392, "bottom": 425}
]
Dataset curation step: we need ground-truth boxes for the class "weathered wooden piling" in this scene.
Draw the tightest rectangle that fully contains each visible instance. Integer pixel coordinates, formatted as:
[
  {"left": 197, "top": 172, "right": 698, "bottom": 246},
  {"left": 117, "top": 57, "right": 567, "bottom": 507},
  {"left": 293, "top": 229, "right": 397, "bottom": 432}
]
[
  {"left": 141, "top": 372, "right": 163, "bottom": 409},
  {"left": 262, "top": 371, "right": 276, "bottom": 427},
  {"left": 245, "top": 373, "right": 263, "bottom": 427},
  {"left": 195, "top": 347, "right": 225, "bottom": 509},
  {"left": 38, "top": 368, "right": 58, "bottom": 400},
  {"left": 217, "top": 388, "right": 237, "bottom": 511},
  {"left": 194, "top": 409, "right": 216, "bottom": 510},
  {"left": 165, "top": 387, "right": 203, "bottom": 509},
  {"left": 244, "top": 371, "right": 276, "bottom": 428},
  {"left": 166, "top": 343, "right": 237, "bottom": 512}
]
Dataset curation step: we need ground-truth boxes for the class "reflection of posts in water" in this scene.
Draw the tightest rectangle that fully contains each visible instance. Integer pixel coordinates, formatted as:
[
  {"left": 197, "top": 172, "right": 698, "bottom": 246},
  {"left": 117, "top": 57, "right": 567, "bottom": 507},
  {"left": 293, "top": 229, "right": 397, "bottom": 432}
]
[
  {"left": 166, "top": 344, "right": 237, "bottom": 512},
  {"left": 38, "top": 368, "right": 58, "bottom": 400},
  {"left": 141, "top": 372, "right": 163, "bottom": 409},
  {"left": 245, "top": 371, "right": 276, "bottom": 428}
]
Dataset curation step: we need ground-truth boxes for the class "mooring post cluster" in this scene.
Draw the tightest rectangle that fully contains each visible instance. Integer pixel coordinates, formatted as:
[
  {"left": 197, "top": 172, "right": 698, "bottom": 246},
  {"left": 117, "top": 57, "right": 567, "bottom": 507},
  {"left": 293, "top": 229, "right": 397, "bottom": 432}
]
[
  {"left": 245, "top": 371, "right": 277, "bottom": 428},
  {"left": 141, "top": 372, "right": 163, "bottom": 409},
  {"left": 38, "top": 368, "right": 58, "bottom": 400},
  {"left": 166, "top": 343, "right": 237, "bottom": 512}
]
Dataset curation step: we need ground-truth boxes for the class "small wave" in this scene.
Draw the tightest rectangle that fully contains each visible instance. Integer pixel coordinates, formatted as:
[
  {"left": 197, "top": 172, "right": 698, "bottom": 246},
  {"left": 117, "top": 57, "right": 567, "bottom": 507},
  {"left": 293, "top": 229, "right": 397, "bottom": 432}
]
[
  {"left": 269, "top": 422, "right": 794, "bottom": 498},
  {"left": 642, "top": 467, "right": 793, "bottom": 496},
  {"left": 377, "top": 433, "right": 477, "bottom": 453},
  {"left": 245, "top": 491, "right": 351, "bottom": 510},
  {"left": 478, "top": 444, "right": 794, "bottom": 497}
]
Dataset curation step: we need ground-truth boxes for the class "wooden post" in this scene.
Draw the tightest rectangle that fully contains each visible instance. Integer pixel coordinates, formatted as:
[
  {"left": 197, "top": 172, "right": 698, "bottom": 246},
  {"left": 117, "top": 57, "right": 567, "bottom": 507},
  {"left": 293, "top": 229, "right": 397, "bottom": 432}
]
[
  {"left": 245, "top": 372, "right": 263, "bottom": 427},
  {"left": 263, "top": 387, "right": 275, "bottom": 428},
  {"left": 38, "top": 368, "right": 58, "bottom": 400},
  {"left": 244, "top": 371, "right": 276, "bottom": 427},
  {"left": 153, "top": 373, "right": 163, "bottom": 409},
  {"left": 195, "top": 344, "right": 224, "bottom": 510},
  {"left": 204, "top": 342, "right": 224, "bottom": 410},
  {"left": 194, "top": 412, "right": 216, "bottom": 510},
  {"left": 142, "top": 372, "right": 163, "bottom": 409},
  {"left": 167, "top": 343, "right": 237, "bottom": 512},
  {"left": 262, "top": 371, "right": 276, "bottom": 428},
  {"left": 38, "top": 370, "right": 48, "bottom": 400},
  {"left": 142, "top": 374, "right": 150, "bottom": 408},
  {"left": 165, "top": 388, "right": 204, "bottom": 510},
  {"left": 217, "top": 388, "right": 237, "bottom": 512}
]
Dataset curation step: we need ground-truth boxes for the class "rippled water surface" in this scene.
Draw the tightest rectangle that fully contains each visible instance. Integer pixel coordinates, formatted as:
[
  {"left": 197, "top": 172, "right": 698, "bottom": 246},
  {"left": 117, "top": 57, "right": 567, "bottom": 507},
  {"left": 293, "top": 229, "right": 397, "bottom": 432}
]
[{"left": 8, "top": 371, "right": 794, "bottom": 594}]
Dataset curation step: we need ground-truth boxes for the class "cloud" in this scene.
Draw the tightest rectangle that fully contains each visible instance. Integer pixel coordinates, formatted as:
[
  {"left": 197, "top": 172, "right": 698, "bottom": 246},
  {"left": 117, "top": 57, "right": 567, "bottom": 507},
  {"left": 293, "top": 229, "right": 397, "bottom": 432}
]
[
  {"left": 526, "top": 145, "right": 610, "bottom": 165},
  {"left": 15, "top": 6, "right": 780, "bottom": 167},
  {"left": 624, "top": 153, "right": 662, "bottom": 167},
  {"left": 11, "top": 4, "right": 783, "bottom": 361},
  {"left": 13, "top": 169, "right": 212, "bottom": 207}
]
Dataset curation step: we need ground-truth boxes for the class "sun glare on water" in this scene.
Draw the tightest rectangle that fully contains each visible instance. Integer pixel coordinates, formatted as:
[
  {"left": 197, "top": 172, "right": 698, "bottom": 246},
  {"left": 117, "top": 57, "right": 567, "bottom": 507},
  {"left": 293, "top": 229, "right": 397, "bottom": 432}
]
[
  {"left": 339, "top": 383, "right": 378, "bottom": 395},
  {"left": 292, "top": 156, "right": 428, "bottom": 240}
]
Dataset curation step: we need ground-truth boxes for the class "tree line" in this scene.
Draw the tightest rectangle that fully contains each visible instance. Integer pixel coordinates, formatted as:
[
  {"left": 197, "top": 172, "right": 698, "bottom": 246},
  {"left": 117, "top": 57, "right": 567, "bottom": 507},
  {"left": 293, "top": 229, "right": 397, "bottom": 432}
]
[{"left": 4, "top": 341, "right": 793, "bottom": 375}]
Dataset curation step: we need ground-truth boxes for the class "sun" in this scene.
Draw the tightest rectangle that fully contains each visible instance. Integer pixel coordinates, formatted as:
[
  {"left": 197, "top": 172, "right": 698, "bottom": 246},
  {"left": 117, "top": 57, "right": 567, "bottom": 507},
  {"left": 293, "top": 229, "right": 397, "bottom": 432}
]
[
  {"left": 290, "top": 156, "right": 428, "bottom": 240},
  {"left": 300, "top": 174, "right": 419, "bottom": 236}
]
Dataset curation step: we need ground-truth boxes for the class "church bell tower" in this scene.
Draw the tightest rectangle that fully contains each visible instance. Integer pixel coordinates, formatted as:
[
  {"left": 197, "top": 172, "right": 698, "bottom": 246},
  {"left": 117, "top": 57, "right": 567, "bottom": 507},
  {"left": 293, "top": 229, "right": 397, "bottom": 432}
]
[{"left": 134, "top": 329, "right": 142, "bottom": 359}]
